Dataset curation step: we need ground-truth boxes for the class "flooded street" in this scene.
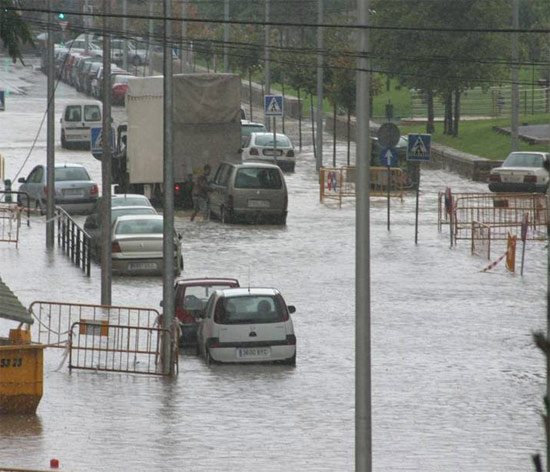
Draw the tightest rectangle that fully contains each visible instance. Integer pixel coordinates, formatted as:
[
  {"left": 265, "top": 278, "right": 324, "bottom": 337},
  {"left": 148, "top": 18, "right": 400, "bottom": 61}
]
[{"left": 0, "top": 59, "right": 548, "bottom": 471}]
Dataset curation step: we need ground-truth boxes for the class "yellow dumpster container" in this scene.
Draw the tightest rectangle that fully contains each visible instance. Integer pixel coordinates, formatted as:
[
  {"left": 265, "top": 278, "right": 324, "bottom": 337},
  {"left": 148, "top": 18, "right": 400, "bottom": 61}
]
[{"left": 0, "top": 277, "right": 44, "bottom": 415}]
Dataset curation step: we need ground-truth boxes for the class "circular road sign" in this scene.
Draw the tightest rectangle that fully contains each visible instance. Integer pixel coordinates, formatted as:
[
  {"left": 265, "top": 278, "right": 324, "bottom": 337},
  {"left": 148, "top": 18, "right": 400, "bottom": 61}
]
[{"left": 377, "top": 122, "right": 400, "bottom": 148}]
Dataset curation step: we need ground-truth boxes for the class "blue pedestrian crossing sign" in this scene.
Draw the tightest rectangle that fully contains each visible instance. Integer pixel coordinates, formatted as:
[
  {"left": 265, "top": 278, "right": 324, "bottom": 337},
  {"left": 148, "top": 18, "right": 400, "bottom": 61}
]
[
  {"left": 264, "top": 95, "right": 284, "bottom": 117},
  {"left": 380, "top": 148, "right": 398, "bottom": 167},
  {"left": 0, "top": 90, "right": 5, "bottom": 111},
  {"left": 90, "top": 126, "right": 115, "bottom": 159},
  {"left": 407, "top": 134, "right": 431, "bottom": 161}
]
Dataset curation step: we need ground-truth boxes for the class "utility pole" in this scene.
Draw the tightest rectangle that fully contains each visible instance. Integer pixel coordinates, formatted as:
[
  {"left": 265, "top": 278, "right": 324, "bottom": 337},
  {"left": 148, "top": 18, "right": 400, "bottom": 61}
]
[
  {"left": 46, "top": 0, "right": 55, "bottom": 249},
  {"left": 316, "top": 0, "right": 324, "bottom": 171},
  {"left": 180, "top": 0, "right": 187, "bottom": 73},
  {"left": 162, "top": 0, "right": 175, "bottom": 375},
  {"left": 84, "top": 0, "right": 90, "bottom": 54},
  {"left": 223, "top": 0, "right": 229, "bottom": 72},
  {"left": 148, "top": 1, "right": 155, "bottom": 75},
  {"left": 101, "top": 0, "right": 112, "bottom": 306},
  {"left": 511, "top": 0, "right": 519, "bottom": 152},
  {"left": 264, "top": 0, "right": 270, "bottom": 131},
  {"left": 356, "top": 0, "right": 372, "bottom": 470},
  {"left": 122, "top": 0, "right": 128, "bottom": 70}
]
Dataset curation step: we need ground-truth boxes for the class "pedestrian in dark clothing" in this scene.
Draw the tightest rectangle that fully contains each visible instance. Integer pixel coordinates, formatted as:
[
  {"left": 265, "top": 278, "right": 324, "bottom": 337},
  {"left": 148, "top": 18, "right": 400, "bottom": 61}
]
[{"left": 190, "top": 164, "right": 212, "bottom": 221}]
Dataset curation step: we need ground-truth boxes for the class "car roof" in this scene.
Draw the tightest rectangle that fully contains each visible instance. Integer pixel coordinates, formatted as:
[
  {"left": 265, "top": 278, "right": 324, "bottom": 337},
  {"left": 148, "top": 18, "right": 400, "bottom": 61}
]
[
  {"left": 232, "top": 161, "right": 282, "bottom": 170},
  {"left": 111, "top": 205, "right": 155, "bottom": 213},
  {"left": 174, "top": 277, "right": 240, "bottom": 286},
  {"left": 241, "top": 120, "right": 265, "bottom": 126},
  {"left": 62, "top": 99, "right": 102, "bottom": 107},
  {"left": 115, "top": 214, "right": 163, "bottom": 222},
  {"left": 216, "top": 287, "right": 280, "bottom": 297},
  {"left": 39, "top": 163, "right": 88, "bottom": 169},
  {"left": 250, "top": 132, "right": 289, "bottom": 138}
]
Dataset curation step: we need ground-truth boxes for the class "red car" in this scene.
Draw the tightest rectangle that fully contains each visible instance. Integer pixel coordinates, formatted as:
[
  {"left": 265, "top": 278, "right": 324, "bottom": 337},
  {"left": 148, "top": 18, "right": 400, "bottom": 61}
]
[
  {"left": 111, "top": 74, "right": 132, "bottom": 105},
  {"left": 173, "top": 277, "right": 240, "bottom": 347}
]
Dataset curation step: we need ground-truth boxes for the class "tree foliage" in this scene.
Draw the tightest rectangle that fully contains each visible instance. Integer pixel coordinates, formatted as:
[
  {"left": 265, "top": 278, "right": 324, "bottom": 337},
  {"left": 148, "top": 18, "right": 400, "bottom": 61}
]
[{"left": 0, "top": 0, "right": 34, "bottom": 63}]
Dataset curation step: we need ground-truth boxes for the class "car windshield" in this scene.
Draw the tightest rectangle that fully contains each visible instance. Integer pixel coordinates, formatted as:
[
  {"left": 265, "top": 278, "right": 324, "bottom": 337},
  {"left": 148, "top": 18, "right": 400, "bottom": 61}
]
[
  {"left": 503, "top": 153, "right": 544, "bottom": 168},
  {"left": 55, "top": 167, "right": 90, "bottom": 182},
  {"left": 215, "top": 295, "right": 285, "bottom": 324},
  {"left": 111, "top": 207, "right": 156, "bottom": 224},
  {"left": 115, "top": 218, "right": 163, "bottom": 235},
  {"left": 234, "top": 168, "right": 283, "bottom": 189},
  {"left": 254, "top": 134, "right": 291, "bottom": 147}
]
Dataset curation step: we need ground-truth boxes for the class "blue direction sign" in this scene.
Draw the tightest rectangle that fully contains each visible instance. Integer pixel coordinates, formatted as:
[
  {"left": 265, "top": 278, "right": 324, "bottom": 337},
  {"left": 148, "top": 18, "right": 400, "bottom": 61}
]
[
  {"left": 0, "top": 90, "right": 5, "bottom": 111},
  {"left": 407, "top": 134, "right": 431, "bottom": 161},
  {"left": 264, "top": 95, "right": 284, "bottom": 117},
  {"left": 90, "top": 126, "right": 115, "bottom": 159},
  {"left": 380, "top": 148, "right": 398, "bottom": 167}
]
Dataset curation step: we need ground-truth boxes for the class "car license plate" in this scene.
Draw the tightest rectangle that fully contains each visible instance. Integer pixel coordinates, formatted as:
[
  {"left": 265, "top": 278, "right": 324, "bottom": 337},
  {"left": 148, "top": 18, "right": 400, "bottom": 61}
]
[
  {"left": 236, "top": 347, "right": 271, "bottom": 359},
  {"left": 63, "top": 189, "right": 84, "bottom": 196},
  {"left": 128, "top": 262, "right": 157, "bottom": 270},
  {"left": 263, "top": 149, "right": 282, "bottom": 156},
  {"left": 248, "top": 199, "right": 270, "bottom": 209}
]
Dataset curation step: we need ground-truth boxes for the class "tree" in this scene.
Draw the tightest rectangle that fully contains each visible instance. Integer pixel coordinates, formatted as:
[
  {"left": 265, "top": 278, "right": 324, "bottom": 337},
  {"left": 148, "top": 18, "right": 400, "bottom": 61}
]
[{"left": 0, "top": 0, "right": 34, "bottom": 62}]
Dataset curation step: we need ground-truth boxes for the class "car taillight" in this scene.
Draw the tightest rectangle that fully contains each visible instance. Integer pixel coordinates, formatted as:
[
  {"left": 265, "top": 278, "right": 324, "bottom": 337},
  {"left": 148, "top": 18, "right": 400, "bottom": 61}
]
[
  {"left": 174, "top": 183, "right": 181, "bottom": 194},
  {"left": 524, "top": 175, "right": 537, "bottom": 183},
  {"left": 226, "top": 195, "right": 234, "bottom": 210},
  {"left": 111, "top": 241, "right": 121, "bottom": 253},
  {"left": 489, "top": 174, "right": 501, "bottom": 183},
  {"left": 90, "top": 184, "right": 99, "bottom": 196},
  {"left": 285, "top": 334, "right": 296, "bottom": 345},
  {"left": 250, "top": 148, "right": 259, "bottom": 156},
  {"left": 287, "top": 149, "right": 295, "bottom": 157}
]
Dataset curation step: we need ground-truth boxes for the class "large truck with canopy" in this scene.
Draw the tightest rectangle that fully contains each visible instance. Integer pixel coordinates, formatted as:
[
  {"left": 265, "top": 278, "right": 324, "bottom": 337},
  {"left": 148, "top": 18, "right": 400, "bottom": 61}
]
[{"left": 111, "top": 73, "right": 242, "bottom": 207}]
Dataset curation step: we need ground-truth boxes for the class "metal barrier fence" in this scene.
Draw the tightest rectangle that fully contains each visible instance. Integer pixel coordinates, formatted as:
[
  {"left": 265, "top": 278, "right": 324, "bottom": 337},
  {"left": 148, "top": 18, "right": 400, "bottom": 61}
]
[
  {"left": 29, "top": 300, "right": 162, "bottom": 347},
  {"left": 0, "top": 205, "right": 21, "bottom": 246},
  {"left": 438, "top": 191, "right": 547, "bottom": 241},
  {"left": 68, "top": 321, "right": 172, "bottom": 376},
  {"left": 0, "top": 190, "right": 30, "bottom": 225},
  {"left": 471, "top": 221, "right": 492, "bottom": 259},
  {"left": 320, "top": 166, "right": 405, "bottom": 207},
  {"left": 56, "top": 207, "right": 92, "bottom": 276}
]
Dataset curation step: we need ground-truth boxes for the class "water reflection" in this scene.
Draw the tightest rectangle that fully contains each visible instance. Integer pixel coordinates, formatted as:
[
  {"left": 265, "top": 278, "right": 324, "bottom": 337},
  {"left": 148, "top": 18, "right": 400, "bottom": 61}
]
[{"left": 0, "top": 414, "right": 42, "bottom": 438}]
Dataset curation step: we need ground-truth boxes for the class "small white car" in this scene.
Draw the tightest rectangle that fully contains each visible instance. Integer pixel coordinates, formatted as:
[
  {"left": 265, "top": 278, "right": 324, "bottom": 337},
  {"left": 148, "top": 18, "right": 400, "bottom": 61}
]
[
  {"left": 60, "top": 100, "right": 102, "bottom": 149},
  {"left": 197, "top": 287, "right": 297, "bottom": 365},
  {"left": 241, "top": 132, "right": 296, "bottom": 172},
  {"left": 488, "top": 151, "right": 550, "bottom": 193}
]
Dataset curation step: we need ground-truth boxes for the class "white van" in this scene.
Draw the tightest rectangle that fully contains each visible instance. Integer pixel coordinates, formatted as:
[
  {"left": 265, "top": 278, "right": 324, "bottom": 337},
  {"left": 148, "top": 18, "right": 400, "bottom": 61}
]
[{"left": 60, "top": 100, "right": 102, "bottom": 149}]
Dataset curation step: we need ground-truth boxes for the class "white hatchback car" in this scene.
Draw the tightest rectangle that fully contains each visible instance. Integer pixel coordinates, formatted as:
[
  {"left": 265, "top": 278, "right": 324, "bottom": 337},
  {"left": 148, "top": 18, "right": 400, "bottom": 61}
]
[
  {"left": 197, "top": 287, "right": 297, "bottom": 365},
  {"left": 241, "top": 132, "right": 296, "bottom": 172}
]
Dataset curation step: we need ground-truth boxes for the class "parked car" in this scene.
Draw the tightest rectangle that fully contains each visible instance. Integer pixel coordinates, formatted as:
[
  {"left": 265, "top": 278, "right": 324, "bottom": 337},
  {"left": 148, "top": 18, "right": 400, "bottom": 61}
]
[
  {"left": 75, "top": 56, "right": 102, "bottom": 91},
  {"left": 209, "top": 162, "right": 288, "bottom": 225},
  {"left": 60, "top": 100, "right": 102, "bottom": 149},
  {"left": 90, "top": 63, "right": 122, "bottom": 98},
  {"left": 110, "top": 214, "right": 183, "bottom": 276},
  {"left": 83, "top": 61, "right": 102, "bottom": 95},
  {"left": 488, "top": 151, "right": 550, "bottom": 193},
  {"left": 241, "top": 132, "right": 296, "bottom": 172},
  {"left": 196, "top": 287, "right": 297, "bottom": 365},
  {"left": 84, "top": 205, "right": 158, "bottom": 260},
  {"left": 172, "top": 277, "right": 240, "bottom": 348},
  {"left": 241, "top": 120, "right": 266, "bottom": 147},
  {"left": 17, "top": 163, "right": 99, "bottom": 215}
]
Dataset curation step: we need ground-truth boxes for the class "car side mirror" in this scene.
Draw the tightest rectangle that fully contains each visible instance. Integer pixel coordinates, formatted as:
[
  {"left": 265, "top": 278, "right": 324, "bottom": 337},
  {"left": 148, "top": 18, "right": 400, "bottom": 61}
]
[
  {"left": 288, "top": 305, "right": 296, "bottom": 314},
  {"left": 18, "top": 177, "right": 26, "bottom": 183},
  {"left": 177, "top": 233, "right": 182, "bottom": 240},
  {"left": 159, "top": 300, "right": 163, "bottom": 307}
]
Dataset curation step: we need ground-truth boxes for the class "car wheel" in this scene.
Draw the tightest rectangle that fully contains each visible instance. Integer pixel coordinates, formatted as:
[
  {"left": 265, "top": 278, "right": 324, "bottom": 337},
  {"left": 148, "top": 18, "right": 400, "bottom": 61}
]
[
  {"left": 61, "top": 131, "right": 67, "bottom": 149},
  {"left": 205, "top": 347, "right": 212, "bottom": 366},
  {"left": 283, "top": 352, "right": 296, "bottom": 366},
  {"left": 220, "top": 206, "right": 232, "bottom": 224},
  {"left": 289, "top": 163, "right": 295, "bottom": 173},
  {"left": 275, "top": 213, "right": 287, "bottom": 225}
]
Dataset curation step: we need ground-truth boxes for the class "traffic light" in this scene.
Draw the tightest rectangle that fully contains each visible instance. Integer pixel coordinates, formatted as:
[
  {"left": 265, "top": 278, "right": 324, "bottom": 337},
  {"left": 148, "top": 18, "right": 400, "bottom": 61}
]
[{"left": 58, "top": 12, "right": 65, "bottom": 19}]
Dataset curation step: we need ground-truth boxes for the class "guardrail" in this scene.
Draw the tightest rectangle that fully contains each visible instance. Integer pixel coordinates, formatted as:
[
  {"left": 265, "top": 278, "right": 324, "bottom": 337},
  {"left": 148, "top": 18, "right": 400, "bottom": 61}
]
[
  {"left": 0, "top": 191, "right": 30, "bottom": 226},
  {"left": 320, "top": 166, "right": 405, "bottom": 207},
  {"left": 0, "top": 205, "right": 21, "bottom": 246},
  {"left": 56, "top": 207, "right": 92, "bottom": 276}
]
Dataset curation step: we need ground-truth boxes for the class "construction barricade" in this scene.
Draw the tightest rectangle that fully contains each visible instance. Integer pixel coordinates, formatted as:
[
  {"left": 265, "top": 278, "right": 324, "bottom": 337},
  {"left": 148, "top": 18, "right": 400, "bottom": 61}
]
[
  {"left": 0, "top": 205, "right": 21, "bottom": 246},
  {"left": 320, "top": 166, "right": 405, "bottom": 207},
  {"left": 438, "top": 191, "right": 547, "bottom": 242}
]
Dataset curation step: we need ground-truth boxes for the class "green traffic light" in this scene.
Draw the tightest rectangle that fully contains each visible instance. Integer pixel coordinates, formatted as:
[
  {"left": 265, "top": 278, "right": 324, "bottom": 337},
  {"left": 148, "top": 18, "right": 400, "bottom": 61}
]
[{"left": 58, "top": 12, "right": 65, "bottom": 19}]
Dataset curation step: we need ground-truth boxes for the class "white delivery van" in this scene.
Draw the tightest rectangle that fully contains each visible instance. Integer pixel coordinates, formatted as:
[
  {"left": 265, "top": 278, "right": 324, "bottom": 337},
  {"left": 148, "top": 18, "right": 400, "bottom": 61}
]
[{"left": 60, "top": 100, "right": 102, "bottom": 149}]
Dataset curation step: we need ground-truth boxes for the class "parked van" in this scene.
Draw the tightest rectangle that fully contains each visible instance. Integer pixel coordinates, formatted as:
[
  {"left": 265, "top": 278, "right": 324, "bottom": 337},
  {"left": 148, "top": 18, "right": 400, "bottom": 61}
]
[
  {"left": 60, "top": 100, "right": 102, "bottom": 149},
  {"left": 208, "top": 162, "right": 288, "bottom": 225}
]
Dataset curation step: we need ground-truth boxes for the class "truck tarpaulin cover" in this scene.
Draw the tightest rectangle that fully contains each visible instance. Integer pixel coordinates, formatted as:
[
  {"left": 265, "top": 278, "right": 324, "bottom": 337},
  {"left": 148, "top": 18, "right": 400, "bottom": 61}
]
[
  {"left": 126, "top": 73, "right": 242, "bottom": 184},
  {"left": 0, "top": 276, "right": 33, "bottom": 325}
]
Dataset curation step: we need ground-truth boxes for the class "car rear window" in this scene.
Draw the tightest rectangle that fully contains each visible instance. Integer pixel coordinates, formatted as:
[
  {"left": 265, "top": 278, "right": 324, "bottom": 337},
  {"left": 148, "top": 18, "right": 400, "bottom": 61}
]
[
  {"left": 503, "top": 153, "right": 544, "bottom": 168},
  {"left": 110, "top": 207, "right": 156, "bottom": 224},
  {"left": 214, "top": 295, "right": 285, "bottom": 324},
  {"left": 234, "top": 168, "right": 282, "bottom": 190},
  {"left": 254, "top": 134, "right": 291, "bottom": 147},
  {"left": 84, "top": 105, "right": 101, "bottom": 121},
  {"left": 115, "top": 218, "right": 163, "bottom": 235},
  {"left": 242, "top": 124, "right": 266, "bottom": 137},
  {"left": 55, "top": 167, "right": 90, "bottom": 182}
]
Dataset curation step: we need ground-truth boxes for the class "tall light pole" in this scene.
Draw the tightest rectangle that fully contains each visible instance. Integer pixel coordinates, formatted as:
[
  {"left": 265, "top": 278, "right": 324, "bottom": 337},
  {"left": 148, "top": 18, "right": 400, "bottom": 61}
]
[
  {"left": 122, "top": 0, "right": 128, "bottom": 70},
  {"left": 511, "top": 0, "right": 519, "bottom": 152},
  {"left": 100, "top": 0, "right": 112, "bottom": 306},
  {"left": 264, "top": 0, "right": 270, "bottom": 130},
  {"left": 316, "top": 0, "right": 324, "bottom": 171},
  {"left": 46, "top": 0, "right": 55, "bottom": 249},
  {"left": 181, "top": 0, "right": 187, "bottom": 72},
  {"left": 356, "top": 0, "right": 372, "bottom": 470},
  {"left": 223, "top": 0, "right": 229, "bottom": 72},
  {"left": 148, "top": 1, "right": 155, "bottom": 75},
  {"left": 162, "top": 0, "right": 175, "bottom": 375}
]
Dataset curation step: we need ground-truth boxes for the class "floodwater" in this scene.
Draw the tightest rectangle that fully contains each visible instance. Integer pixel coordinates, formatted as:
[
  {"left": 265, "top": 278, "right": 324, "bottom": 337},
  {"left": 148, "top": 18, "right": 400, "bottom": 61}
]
[{"left": 0, "top": 59, "right": 548, "bottom": 471}]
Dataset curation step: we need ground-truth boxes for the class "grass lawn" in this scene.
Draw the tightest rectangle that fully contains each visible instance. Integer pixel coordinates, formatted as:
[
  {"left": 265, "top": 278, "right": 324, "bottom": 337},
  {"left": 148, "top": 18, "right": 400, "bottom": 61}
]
[{"left": 398, "top": 114, "right": 550, "bottom": 160}]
